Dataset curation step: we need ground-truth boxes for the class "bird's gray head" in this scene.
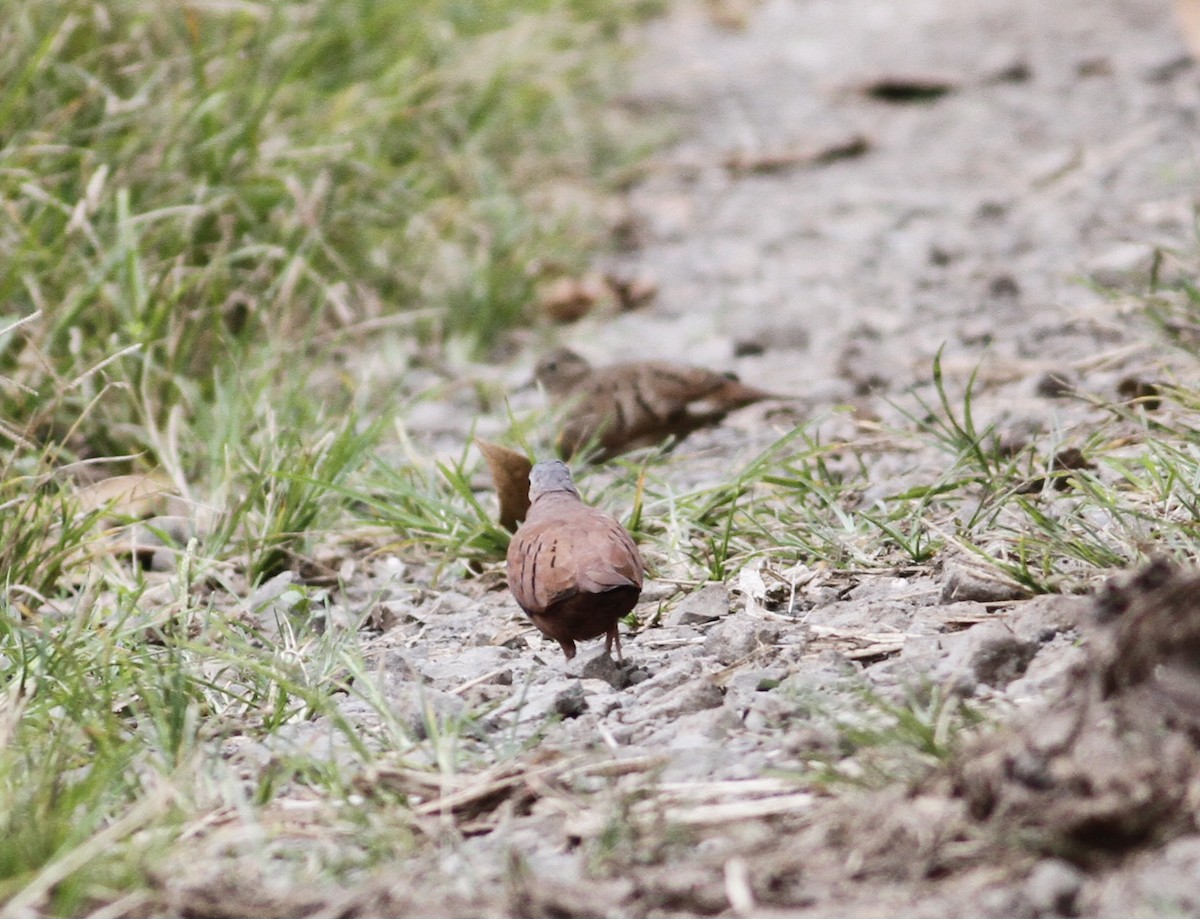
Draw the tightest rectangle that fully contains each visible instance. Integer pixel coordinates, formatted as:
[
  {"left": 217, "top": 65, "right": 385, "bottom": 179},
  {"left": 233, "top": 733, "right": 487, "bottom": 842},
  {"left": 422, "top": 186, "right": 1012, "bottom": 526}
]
[
  {"left": 534, "top": 348, "right": 591, "bottom": 396},
  {"left": 528, "top": 459, "right": 580, "bottom": 501}
]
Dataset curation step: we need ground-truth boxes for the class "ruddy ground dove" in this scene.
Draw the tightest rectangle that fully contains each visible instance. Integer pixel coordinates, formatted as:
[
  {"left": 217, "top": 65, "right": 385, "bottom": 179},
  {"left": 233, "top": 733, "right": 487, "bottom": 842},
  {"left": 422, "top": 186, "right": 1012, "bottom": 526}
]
[
  {"left": 535, "top": 348, "right": 785, "bottom": 459},
  {"left": 506, "top": 460, "right": 643, "bottom": 660}
]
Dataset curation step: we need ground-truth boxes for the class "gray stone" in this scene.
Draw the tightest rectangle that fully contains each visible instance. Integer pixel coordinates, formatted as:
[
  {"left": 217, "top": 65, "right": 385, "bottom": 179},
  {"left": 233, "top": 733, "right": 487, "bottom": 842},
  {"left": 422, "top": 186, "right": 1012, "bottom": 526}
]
[
  {"left": 553, "top": 681, "right": 588, "bottom": 718},
  {"left": 1023, "top": 859, "right": 1084, "bottom": 917},
  {"left": 778, "top": 652, "right": 862, "bottom": 700},
  {"left": 564, "top": 645, "right": 630, "bottom": 689},
  {"left": 1008, "top": 595, "right": 1086, "bottom": 644},
  {"left": 979, "top": 887, "right": 1030, "bottom": 919},
  {"left": 663, "top": 708, "right": 735, "bottom": 749},
  {"left": 941, "top": 564, "right": 1031, "bottom": 603},
  {"left": 633, "top": 677, "right": 725, "bottom": 722},
  {"left": 1087, "top": 241, "right": 1155, "bottom": 288},
  {"left": 665, "top": 583, "right": 730, "bottom": 626},
  {"left": 429, "top": 591, "right": 475, "bottom": 615},
  {"left": 725, "top": 668, "right": 787, "bottom": 726},
  {"left": 578, "top": 679, "right": 623, "bottom": 716},
  {"left": 415, "top": 645, "right": 514, "bottom": 687},
  {"left": 742, "top": 692, "right": 800, "bottom": 734},
  {"left": 264, "top": 717, "right": 360, "bottom": 770},
  {"left": 1102, "top": 836, "right": 1200, "bottom": 917},
  {"left": 499, "top": 682, "right": 570, "bottom": 724},
  {"left": 1003, "top": 644, "right": 1086, "bottom": 706},
  {"left": 630, "top": 660, "right": 703, "bottom": 700},
  {"left": 934, "top": 621, "right": 1039, "bottom": 695},
  {"left": 727, "top": 668, "right": 785, "bottom": 696},
  {"left": 702, "top": 616, "right": 782, "bottom": 665},
  {"left": 638, "top": 579, "right": 677, "bottom": 603},
  {"left": 248, "top": 570, "right": 298, "bottom": 611},
  {"left": 388, "top": 686, "right": 469, "bottom": 739}
]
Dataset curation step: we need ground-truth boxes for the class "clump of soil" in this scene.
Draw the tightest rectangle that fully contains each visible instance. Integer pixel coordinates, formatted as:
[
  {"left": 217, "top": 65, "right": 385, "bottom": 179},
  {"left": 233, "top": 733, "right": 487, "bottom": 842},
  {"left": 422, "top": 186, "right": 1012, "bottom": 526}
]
[
  {"left": 739, "top": 559, "right": 1200, "bottom": 917},
  {"left": 953, "top": 559, "right": 1200, "bottom": 863}
]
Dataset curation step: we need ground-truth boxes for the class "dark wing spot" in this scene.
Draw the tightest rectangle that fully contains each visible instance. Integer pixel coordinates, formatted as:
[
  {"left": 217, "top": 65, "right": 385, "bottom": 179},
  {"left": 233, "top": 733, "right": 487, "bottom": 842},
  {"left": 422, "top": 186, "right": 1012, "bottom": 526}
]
[
  {"left": 527, "top": 546, "right": 540, "bottom": 609},
  {"left": 613, "top": 397, "right": 628, "bottom": 434},
  {"left": 634, "top": 388, "right": 661, "bottom": 421}
]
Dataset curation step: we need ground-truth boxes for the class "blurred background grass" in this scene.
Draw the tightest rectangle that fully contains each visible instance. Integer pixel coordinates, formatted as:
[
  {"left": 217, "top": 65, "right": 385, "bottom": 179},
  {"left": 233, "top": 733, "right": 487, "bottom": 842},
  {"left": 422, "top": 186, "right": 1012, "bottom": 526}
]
[
  {"left": 0, "top": 3, "right": 655, "bottom": 911},
  {"left": 0, "top": 0, "right": 647, "bottom": 467},
  {"left": 6, "top": 4, "right": 1200, "bottom": 914}
]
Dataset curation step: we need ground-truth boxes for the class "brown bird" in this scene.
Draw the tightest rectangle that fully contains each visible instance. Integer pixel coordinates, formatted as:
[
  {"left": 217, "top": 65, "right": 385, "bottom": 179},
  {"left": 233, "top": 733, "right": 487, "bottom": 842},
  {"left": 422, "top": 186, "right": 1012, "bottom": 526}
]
[
  {"left": 535, "top": 348, "right": 785, "bottom": 459},
  {"left": 506, "top": 460, "right": 643, "bottom": 660}
]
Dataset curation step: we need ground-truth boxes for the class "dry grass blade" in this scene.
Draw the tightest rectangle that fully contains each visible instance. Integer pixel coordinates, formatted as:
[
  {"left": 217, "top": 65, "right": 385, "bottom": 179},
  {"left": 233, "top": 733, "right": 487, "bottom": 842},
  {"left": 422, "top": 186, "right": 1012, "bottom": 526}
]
[
  {"left": 646, "top": 778, "right": 816, "bottom": 822},
  {"left": 72, "top": 472, "right": 179, "bottom": 521},
  {"left": 362, "top": 753, "right": 670, "bottom": 827},
  {"left": 722, "top": 133, "right": 871, "bottom": 175},
  {"left": 567, "top": 778, "right": 816, "bottom": 842}
]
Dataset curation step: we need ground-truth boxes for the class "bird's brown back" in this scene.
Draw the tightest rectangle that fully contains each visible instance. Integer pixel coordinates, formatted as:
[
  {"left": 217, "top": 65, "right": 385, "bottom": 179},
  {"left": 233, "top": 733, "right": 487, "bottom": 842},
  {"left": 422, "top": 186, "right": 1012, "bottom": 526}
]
[
  {"left": 555, "top": 361, "right": 780, "bottom": 457},
  {"left": 586, "top": 361, "right": 774, "bottom": 412},
  {"left": 507, "top": 492, "right": 643, "bottom": 617}
]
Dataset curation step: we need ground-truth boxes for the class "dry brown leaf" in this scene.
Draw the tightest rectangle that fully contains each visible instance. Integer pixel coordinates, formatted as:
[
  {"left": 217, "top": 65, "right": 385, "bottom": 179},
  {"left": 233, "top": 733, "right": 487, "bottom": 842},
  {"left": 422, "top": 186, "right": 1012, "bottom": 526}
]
[
  {"left": 855, "top": 73, "right": 958, "bottom": 103},
  {"left": 604, "top": 272, "right": 658, "bottom": 312},
  {"left": 722, "top": 133, "right": 870, "bottom": 175},
  {"left": 537, "top": 272, "right": 612, "bottom": 323},
  {"left": 476, "top": 439, "right": 532, "bottom": 531},
  {"left": 1177, "top": 0, "right": 1200, "bottom": 60}
]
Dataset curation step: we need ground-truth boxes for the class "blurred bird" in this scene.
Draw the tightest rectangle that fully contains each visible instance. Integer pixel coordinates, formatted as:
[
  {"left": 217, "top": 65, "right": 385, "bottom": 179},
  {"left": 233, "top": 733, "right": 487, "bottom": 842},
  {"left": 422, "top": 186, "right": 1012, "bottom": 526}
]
[
  {"left": 506, "top": 459, "right": 643, "bottom": 660},
  {"left": 535, "top": 347, "right": 786, "bottom": 459}
]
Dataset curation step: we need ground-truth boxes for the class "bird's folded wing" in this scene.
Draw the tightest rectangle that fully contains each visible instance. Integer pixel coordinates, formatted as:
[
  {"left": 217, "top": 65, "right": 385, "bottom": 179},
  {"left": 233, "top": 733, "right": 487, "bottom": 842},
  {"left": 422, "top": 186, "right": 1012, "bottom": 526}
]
[
  {"left": 533, "top": 533, "right": 586, "bottom": 609},
  {"left": 636, "top": 364, "right": 779, "bottom": 412},
  {"left": 574, "top": 520, "right": 644, "bottom": 591},
  {"left": 508, "top": 525, "right": 573, "bottom": 612},
  {"left": 635, "top": 364, "right": 727, "bottom": 406}
]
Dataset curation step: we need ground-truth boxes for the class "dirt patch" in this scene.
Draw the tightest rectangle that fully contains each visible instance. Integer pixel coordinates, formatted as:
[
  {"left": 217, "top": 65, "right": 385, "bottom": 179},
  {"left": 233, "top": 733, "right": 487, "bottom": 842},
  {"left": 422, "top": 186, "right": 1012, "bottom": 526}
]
[
  {"left": 768, "top": 559, "right": 1200, "bottom": 919},
  {"left": 350, "top": 562, "right": 1200, "bottom": 919},
  {"left": 155, "top": 1, "right": 1200, "bottom": 915},
  {"left": 955, "top": 561, "right": 1200, "bottom": 866},
  {"left": 380, "top": 0, "right": 1200, "bottom": 914}
]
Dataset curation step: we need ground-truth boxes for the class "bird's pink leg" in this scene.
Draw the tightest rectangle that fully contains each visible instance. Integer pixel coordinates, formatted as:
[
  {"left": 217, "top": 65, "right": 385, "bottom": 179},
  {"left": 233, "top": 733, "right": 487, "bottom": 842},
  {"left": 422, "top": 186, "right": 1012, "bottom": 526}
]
[
  {"left": 606, "top": 626, "right": 623, "bottom": 662},
  {"left": 558, "top": 638, "right": 577, "bottom": 660}
]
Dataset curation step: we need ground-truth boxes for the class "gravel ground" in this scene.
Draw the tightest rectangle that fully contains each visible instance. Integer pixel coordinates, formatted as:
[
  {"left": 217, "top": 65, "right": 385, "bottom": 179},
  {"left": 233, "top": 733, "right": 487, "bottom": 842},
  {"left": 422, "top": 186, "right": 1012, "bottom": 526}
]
[{"left": 201, "top": 2, "right": 1200, "bottom": 915}]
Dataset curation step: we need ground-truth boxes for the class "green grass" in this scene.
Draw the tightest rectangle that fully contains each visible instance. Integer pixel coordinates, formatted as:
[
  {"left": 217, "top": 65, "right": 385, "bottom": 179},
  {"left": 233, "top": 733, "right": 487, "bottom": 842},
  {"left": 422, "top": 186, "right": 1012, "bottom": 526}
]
[
  {"left": 0, "top": 0, "right": 649, "bottom": 912},
  {"left": 794, "top": 684, "right": 988, "bottom": 791},
  {"left": 0, "top": 0, "right": 643, "bottom": 473},
  {"left": 598, "top": 335, "right": 1200, "bottom": 594},
  {"left": 4, "top": 0, "right": 1200, "bottom": 913},
  {"left": 361, "top": 442, "right": 514, "bottom": 576},
  {"left": 0, "top": 579, "right": 402, "bottom": 914}
]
